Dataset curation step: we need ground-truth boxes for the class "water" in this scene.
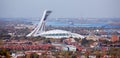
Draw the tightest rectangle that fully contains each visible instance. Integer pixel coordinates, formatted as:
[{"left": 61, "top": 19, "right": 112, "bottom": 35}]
[{"left": 32, "top": 20, "right": 120, "bottom": 28}]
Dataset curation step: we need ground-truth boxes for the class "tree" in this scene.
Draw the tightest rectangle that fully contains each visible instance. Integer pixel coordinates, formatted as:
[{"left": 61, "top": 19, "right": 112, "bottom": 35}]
[
  {"left": 30, "top": 53, "right": 39, "bottom": 58},
  {"left": 81, "top": 38, "right": 88, "bottom": 46},
  {"left": 0, "top": 49, "right": 11, "bottom": 58}
]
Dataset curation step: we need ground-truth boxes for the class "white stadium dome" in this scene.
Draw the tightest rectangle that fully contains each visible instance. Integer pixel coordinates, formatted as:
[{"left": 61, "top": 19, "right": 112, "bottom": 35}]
[{"left": 39, "top": 29, "right": 84, "bottom": 39}]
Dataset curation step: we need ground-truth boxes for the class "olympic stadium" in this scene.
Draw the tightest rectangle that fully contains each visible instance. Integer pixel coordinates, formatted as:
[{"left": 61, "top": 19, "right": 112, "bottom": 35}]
[{"left": 26, "top": 10, "right": 84, "bottom": 39}]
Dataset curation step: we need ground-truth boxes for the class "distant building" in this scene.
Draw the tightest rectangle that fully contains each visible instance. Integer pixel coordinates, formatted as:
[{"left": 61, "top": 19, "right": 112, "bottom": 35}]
[
  {"left": 86, "top": 35, "right": 99, "bottom": 41},
  {"left": 14, "top": 24, "right": 35, "bottom": 29},
  {"left": 111, "top": 35, "right": 119, "bottom": 42}
]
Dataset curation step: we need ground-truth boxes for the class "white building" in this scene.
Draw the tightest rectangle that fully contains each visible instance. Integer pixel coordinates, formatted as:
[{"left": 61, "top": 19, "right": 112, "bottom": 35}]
[
  {"left": 62, "top": 45, "right": 76, "bottom": 51},
  {"left": 39, "top": 29, "right": 84, "bottom": 39},
  {"left": 26, "top": 10, "right": 84, "bottom": 39}
]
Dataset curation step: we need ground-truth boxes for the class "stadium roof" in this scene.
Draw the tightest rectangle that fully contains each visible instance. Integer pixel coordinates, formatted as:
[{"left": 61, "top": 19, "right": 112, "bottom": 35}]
[{"left": 39, "top": 29, "right": 84, "bottom": 39}]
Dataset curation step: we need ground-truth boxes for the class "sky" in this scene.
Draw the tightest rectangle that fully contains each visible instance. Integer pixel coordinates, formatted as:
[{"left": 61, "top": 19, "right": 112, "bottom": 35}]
[{"left": 0, "top": 0, "right": 120, "bottom": 18}]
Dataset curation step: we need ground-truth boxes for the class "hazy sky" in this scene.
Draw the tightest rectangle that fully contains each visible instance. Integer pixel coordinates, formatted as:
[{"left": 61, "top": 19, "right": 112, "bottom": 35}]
[{"left": 0, "top": 0, "right": 120, "bottom": 18}]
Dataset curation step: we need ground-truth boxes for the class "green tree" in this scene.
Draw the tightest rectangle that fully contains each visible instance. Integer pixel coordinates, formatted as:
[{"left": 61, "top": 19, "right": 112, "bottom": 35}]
[
  {"left": 31, "top": 53, "right": 39, "bottom": 58},
  {"left": 0, "top": 49, "right": 11, "bottom": 58}
]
